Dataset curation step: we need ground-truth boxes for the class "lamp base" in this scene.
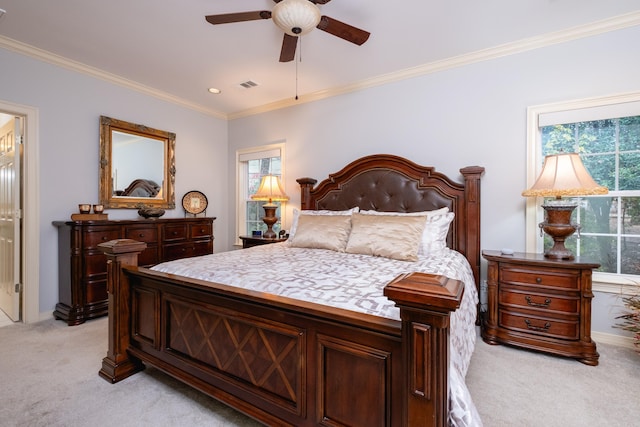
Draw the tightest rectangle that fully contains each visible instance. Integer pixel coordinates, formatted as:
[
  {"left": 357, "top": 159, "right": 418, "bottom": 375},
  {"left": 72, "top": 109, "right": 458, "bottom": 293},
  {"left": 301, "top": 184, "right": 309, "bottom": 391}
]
[
  {"left": 261, "top": 204, "right": 278, "bottom": 239},
  {"left": 540, "top": 203, "right": 578, "bottom": 260}
]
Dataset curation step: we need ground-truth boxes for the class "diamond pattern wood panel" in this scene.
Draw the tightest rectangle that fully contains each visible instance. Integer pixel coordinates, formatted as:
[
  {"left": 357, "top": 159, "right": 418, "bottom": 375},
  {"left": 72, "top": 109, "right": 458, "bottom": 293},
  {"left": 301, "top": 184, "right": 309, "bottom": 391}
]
[{"left": 166, "top": 299, "right": 303, "bottom": 405}]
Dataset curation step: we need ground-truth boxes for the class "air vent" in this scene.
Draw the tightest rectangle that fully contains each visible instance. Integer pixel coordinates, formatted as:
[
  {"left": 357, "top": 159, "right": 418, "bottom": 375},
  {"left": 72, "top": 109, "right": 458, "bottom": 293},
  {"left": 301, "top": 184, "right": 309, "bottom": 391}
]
[{"left": 238, "top": 80, "right": 259, "bottom": 89}]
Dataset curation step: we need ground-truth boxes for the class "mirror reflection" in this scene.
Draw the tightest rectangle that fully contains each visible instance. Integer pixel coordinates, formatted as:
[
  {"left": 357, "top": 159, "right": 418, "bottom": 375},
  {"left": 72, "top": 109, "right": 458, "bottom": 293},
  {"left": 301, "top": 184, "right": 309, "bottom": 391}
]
[
  {"left": 112, "top": 131, "right": 164, "bottom": 198},
  {"left": 99, "top": 116, "right": 176, "bottom": 209}
]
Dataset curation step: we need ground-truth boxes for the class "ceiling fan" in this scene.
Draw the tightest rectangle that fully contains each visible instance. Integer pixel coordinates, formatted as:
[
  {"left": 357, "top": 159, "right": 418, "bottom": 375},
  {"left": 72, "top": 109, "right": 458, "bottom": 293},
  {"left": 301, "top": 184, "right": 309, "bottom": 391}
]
[{"left": 205, "top": 0, "right": 370, "bottom": 62}]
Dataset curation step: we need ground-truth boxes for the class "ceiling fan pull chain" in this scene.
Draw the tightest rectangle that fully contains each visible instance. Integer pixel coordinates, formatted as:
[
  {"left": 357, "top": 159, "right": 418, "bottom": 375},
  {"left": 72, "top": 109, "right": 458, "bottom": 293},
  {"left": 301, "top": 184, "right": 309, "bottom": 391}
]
[{"left": 295, "top": 37, "right": 300, "bottom": 100}]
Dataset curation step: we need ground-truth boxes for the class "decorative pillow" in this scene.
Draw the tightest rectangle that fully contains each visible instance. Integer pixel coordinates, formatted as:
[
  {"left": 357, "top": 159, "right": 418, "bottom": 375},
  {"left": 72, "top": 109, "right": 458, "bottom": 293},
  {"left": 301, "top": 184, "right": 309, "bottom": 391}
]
[
  {"left": 345, "top": 213, "right": 427, "bottom": 261},
  {"left": 419, "top": 212, "right": 455, "bottom": 256},
  {"left": 359, "top": 207, "right": 453, "bottom": 256},
  {"left": 288, "top": 215, "right": 353, "bottom": 252},
  {"left": 288, "top": 207, "right": 359, "bottom": 240}
]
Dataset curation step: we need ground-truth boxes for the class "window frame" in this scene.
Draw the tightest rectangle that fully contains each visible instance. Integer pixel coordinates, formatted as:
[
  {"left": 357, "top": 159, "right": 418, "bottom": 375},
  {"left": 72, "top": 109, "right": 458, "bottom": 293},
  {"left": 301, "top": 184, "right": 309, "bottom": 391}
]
[
  {"left": 526, "top": 91, "right": 640, "bottom": 294},
  {"left": 235, "top": 142, "right": 286, "bottom": 246}
]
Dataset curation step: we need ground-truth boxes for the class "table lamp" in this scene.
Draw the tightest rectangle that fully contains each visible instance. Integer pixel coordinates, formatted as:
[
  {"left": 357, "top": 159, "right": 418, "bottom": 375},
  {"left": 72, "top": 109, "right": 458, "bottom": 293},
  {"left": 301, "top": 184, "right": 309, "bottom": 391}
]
[
  {"left": 251, "top": 175, "right": 289, "bottom": 238},
  {"left": 522, "top": 152, "right": 608, "bottom": 260}
]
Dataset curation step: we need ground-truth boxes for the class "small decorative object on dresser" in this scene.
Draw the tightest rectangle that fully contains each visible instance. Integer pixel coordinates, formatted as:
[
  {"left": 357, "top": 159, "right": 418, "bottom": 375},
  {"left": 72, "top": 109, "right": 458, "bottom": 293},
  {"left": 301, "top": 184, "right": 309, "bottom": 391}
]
[
  {"left": 239, "top": 235, "right": 288, "bottom": 249},
  {"left": 137, "top": 207, "right": 165, "bottom": 218},
  {"left": 182, "top": 190, "right": 208, "bottom": 217},
  {"left": 482, "top": 250, "right": 600, "bottom": 365}
]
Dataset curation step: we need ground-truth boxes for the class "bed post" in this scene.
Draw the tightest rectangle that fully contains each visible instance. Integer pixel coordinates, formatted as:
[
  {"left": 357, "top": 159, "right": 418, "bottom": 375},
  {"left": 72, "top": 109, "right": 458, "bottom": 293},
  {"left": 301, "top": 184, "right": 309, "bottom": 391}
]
[
  {"left": 459, "top": 166, "right": 484, "bottom": 289},
  {"left": 97, "top": 239, "right": 147, "bottom": 383},
  {"left": 296, "top": 177, "right": 317, "bottom": 210},
  {"left": 384, "top": 272, "right": 464, "bottom": 427}
]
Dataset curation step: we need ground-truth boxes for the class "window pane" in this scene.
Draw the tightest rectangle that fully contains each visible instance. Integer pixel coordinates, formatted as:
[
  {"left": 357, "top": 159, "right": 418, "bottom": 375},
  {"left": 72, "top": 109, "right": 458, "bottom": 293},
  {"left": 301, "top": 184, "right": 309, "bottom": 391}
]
[
  {"left": 619, "top": 116, "right": 640, "bottom": 151},
  {"left": 578, "top": 197, "right": 615, "bottom": 234},
  {"left": 579, "top": 235, "right": 617, "bottom": 273},
  {"left": 541, "top": 124, "right": 577, "bottom": 153},
  {"left": 578, "top": 120, "right": 616, "bottom": 153},
  {"left": 623, "top": 197, "right": 640, "bottom": 231},
  {"left": 619, "top": 152, "right": 640, "bottom": 191},
  {"left": 581, "top": 154, "right": 615, "bottom": 190},
  {"left": 621, "top": 236, "right": 640, "bottom": 275}
]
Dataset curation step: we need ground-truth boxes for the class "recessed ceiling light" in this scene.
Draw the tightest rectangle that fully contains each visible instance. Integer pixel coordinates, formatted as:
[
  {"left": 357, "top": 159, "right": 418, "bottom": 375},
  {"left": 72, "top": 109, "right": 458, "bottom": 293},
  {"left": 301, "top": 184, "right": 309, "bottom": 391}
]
[{"left": 208, "top": 87, "right": 221, "bottom": 94}]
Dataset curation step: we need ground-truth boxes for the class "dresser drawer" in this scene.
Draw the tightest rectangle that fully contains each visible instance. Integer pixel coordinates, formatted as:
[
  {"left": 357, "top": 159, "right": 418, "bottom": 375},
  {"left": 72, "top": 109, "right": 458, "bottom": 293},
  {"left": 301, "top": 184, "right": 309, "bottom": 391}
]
[
  {"left": 499, "top": 310, "right": 579, "bottom": 340},
  {"left": 190, "top": 222, "right": 212, "bottom": 239},
  {"left": 126, "top": 226, "right": 158, "bottom": 243},
  {"left": 499, "top": 288, "right": 579, "bottom": 315},
  {"left": 501, "top": 266, "right": 579, "bottom": 290},
  {"left": 83, "top": 228, "right": 122, "bottom": 249},
  {"left": 164, "top": 224, "right": 188, "bottom": 242}
]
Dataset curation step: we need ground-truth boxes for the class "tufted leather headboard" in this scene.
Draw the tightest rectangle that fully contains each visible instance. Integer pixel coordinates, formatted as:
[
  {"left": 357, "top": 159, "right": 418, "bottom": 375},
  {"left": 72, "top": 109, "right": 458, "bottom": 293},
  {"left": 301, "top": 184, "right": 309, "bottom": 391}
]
[{"left": 297, "top": 154, "right": 485, "bottom": 288}]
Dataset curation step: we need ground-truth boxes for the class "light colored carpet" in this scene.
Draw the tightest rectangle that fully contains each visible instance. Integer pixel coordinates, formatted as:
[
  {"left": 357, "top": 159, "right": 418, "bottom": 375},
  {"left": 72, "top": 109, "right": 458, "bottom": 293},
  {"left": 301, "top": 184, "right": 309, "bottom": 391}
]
[{"left": 0, "top": 317, "right": 638, "bottom": 426}]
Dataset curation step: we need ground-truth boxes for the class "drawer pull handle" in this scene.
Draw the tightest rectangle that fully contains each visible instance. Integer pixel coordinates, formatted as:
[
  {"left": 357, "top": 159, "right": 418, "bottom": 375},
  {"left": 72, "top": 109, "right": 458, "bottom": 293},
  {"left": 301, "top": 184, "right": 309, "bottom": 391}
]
[
  {"left": 138, "top": 233, "right": 144, "bottom": 238},
  {"left": 524, "top": 319, "right": 551, "bottom": 332},
  {"left": 525, "top": 296, "right": 551, "bottom": 308},
  {"left": 535, "top": 277, "right": 542, "bottom": 284}
]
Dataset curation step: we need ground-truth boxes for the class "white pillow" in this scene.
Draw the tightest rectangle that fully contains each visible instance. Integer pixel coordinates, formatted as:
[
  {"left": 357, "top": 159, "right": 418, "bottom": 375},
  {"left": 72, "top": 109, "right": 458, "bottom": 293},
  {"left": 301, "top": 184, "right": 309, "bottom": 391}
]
[
  {"left": 345, "top": 213, "right": 427, "bottom": 261},
  {"left": 419, "top": 212, "right": 455, "bottom": 256},
  {"left": 288, "top": 207, "right": 359, "bottom": 240},
  {"left": 288, "top": 215, "right": 352, "bottom": 252}
]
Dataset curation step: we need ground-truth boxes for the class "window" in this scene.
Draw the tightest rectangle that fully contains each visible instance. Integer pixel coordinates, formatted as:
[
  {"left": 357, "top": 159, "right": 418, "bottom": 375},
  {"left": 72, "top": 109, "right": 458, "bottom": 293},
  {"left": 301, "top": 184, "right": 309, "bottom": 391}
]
[
  {"left": 527, "top": 93, "right": 640, "bottom": 284},
  {"left": 236, "top": 144, "right": 285, "bottom": 241}
]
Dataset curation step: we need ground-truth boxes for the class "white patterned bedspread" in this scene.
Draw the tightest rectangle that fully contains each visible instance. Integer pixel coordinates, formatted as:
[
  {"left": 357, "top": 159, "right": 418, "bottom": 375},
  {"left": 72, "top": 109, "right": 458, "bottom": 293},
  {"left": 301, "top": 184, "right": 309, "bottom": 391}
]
[{"left": 152, "top": 243, "right": 482, "bottom": 426}]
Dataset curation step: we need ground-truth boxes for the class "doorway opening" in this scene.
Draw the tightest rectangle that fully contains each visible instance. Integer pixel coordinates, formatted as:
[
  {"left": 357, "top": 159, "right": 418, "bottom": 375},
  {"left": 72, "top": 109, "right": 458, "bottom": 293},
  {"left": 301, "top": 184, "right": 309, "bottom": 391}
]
[{"left": 0, "top": 100, "right": 39, "bottom": 324}]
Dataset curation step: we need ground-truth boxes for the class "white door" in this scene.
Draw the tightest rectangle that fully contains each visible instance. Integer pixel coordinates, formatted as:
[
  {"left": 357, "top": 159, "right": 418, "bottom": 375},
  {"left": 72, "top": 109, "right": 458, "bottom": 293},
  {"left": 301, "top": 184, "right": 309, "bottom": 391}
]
[{"left": 0, "top": 115, "right": 22, "bottom": 321}]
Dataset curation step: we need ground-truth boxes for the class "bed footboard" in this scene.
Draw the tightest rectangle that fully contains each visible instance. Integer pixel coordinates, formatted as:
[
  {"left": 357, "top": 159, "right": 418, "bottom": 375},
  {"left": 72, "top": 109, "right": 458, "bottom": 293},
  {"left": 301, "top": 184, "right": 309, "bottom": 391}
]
[{"left": 98, "top": 239, "right": 463, "bottom": 426}]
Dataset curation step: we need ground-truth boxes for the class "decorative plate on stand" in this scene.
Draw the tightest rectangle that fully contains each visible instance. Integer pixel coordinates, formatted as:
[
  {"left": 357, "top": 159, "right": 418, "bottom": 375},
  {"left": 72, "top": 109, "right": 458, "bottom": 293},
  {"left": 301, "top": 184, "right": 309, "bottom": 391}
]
[{"left": 182, "top": 191, "right": 208, "bottom": 215}]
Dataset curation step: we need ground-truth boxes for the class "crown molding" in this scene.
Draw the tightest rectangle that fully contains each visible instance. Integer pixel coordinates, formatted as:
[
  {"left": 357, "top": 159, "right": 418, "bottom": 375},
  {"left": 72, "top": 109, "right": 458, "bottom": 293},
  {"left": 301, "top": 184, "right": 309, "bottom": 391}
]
[
  {"left": 229, "top": 11, "right": 640, "bottom": 120},
  {"left": 2, "top": 11, "right": 639, "bottom": 121},
  {"left": 0, "top": 35, "right": 227, "bottom": 120}
]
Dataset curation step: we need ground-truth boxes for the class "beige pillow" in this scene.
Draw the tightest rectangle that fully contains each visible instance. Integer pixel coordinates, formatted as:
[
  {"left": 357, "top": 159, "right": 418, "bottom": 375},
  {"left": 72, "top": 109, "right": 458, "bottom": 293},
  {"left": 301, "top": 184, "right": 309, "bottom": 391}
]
[
  {"left": 288, "top": 207, "right": 359, "bottom": 240},
  {"left": 345, "top": 213, "right": 427, "bottom": 261},
  {"left": 359, "top": 207, "right": 453, "bottom": 256},
  {"left": 288, "top": 214, "right": 352, "bottom": 252}
]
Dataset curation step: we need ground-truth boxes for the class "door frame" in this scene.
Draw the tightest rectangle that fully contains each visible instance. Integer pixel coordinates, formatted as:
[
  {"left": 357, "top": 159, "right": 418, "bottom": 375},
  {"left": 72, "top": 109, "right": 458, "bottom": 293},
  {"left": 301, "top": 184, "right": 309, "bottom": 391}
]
[{"left": 0, "top": 100, "right": 39, "bottom": 323}]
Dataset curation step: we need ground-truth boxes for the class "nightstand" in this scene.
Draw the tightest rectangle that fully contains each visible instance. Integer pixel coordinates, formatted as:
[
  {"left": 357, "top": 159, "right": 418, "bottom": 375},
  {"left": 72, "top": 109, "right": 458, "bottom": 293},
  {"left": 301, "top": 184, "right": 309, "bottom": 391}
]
[
  {"left": 239, "top": 235, "right": 288, "bottom": 249},
  {"left": 481, "top": 250, "right": 600, "bottom": 366}
]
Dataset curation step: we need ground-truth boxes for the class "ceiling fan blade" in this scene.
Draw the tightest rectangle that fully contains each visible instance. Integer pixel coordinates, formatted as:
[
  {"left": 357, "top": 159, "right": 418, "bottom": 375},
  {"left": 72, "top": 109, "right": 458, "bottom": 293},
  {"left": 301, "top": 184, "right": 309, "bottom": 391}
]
[
  {"left": 205, "top": 11, "right": 271, "bottom": 25},
  {"left": 317, "top": 16, "right": 370, "bottom": 45},
  {"left": 279, "top": 34, "right": 298, "bottom": 62}
]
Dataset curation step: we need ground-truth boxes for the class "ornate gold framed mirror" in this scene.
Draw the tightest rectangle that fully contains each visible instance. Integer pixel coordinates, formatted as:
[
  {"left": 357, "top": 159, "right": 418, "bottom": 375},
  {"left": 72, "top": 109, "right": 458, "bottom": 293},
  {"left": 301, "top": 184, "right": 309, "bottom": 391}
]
[{"left": 99, "top": 116, "right": 176, "bottom": 209}]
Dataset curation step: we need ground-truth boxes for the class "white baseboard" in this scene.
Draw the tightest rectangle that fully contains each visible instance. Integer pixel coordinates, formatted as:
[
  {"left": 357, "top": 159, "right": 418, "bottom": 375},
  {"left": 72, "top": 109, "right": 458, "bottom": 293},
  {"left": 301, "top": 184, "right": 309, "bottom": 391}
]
[{"left": 592, "top": 331, "right": 637, "bottom": 350}]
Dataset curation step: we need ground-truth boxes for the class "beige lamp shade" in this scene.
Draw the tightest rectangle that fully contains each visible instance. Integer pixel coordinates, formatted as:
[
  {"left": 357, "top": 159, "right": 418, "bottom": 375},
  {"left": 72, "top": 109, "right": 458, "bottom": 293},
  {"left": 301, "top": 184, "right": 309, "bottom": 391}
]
[
  {"left": 251, "top": 175, "right": 290, "bottom": 204},
  {"left": 522, "top": 153, "right": 608, "bottom": 198},
  {"left": 272, "top": 0, "right": 321, "bottom": 36}
]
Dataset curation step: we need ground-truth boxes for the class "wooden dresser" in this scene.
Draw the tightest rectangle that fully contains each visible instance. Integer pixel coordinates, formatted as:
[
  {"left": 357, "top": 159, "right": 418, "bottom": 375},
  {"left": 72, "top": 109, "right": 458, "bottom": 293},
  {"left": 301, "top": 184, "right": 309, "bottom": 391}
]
[
  {"left": 481, "top": 250, "right": 600, "bottom": 365},
  {"left": 53, "top": 217, "right": 215, "bottom": 325}
]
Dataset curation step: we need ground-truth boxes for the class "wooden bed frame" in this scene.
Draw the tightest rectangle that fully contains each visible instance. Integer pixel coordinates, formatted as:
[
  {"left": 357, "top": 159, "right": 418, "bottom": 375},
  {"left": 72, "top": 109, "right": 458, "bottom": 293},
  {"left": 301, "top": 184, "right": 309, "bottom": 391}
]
[{"left": 98, "top": 154, "right": 484, "bottom": 426}]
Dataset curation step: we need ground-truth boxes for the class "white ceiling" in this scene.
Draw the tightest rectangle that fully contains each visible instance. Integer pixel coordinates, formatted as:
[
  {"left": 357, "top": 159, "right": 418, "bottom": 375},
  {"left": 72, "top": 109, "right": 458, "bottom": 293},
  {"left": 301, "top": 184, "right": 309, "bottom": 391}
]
[{"left": 0, "top": 1, "right": 639, "bottom": 118}]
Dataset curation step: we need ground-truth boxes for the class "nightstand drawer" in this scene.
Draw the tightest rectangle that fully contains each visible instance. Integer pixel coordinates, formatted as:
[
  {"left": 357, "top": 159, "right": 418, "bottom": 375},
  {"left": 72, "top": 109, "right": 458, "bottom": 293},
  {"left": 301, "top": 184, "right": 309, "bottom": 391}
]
[
  {"left": 499, "top": 288, "right": 579, "bottom": 315},
  {"left": 501, "top": 266, "right": 579, "bottom": 290},
  {"left": 499, "top": 310, "right": 579, "bottom": 340}
]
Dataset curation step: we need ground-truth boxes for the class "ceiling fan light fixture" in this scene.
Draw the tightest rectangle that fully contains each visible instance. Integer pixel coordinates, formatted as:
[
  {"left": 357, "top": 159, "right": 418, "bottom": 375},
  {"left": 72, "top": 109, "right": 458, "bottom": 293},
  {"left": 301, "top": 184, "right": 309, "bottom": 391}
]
[{"left": 272, "top": 0, "right": 321, "bottom": 37}]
